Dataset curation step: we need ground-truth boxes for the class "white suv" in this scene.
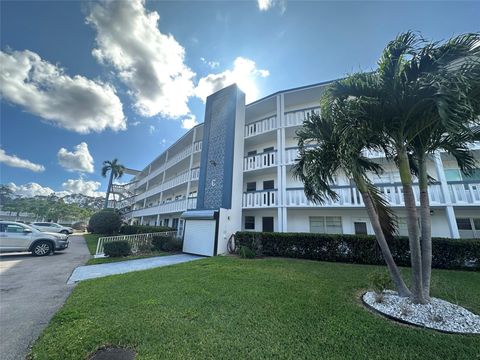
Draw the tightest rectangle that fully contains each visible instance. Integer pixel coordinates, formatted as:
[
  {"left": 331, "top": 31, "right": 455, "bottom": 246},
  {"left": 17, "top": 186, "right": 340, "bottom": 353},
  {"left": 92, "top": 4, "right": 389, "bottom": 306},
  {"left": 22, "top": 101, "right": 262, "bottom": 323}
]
[
  {"left": 31, "top": 222, "right": 73, "bottom": 235},
  {"left": 0, "top": 221, "right": 69, "bottom": 256}
]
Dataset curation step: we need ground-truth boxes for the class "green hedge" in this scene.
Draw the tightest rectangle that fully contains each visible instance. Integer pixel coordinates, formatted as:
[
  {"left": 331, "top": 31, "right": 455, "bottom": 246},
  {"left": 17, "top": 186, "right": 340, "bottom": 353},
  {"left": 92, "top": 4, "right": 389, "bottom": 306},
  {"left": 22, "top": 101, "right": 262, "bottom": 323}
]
[
  {"left": 88, "top": 209, "right": 122, "bottom": 235},
  {"left": 104, "top": 241, "right": 131, "bottom": 257},
  {"left": 151, "top": 235, "right": 183, "bottom": 252},
  {"left": 119, "top": 225, "right": 174, "bottom": 235},
  {"left": 235, "top": 232, "right": 480, "bottom": 271}
]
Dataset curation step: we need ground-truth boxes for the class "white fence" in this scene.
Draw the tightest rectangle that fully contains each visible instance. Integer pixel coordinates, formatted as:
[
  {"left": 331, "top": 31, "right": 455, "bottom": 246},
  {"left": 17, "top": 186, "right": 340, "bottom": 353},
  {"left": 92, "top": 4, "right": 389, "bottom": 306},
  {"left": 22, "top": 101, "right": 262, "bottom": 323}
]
[{"left": 95, "top": 231, "right": 177, "bottom": 257}]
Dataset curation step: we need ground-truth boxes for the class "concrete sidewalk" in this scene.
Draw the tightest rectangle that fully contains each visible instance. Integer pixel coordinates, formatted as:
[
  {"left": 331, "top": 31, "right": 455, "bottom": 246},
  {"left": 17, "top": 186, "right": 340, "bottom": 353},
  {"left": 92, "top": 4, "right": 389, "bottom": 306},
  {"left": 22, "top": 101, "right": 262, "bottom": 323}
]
[{"left": 68, "top": 253, "right": 203, "bottom": 284}]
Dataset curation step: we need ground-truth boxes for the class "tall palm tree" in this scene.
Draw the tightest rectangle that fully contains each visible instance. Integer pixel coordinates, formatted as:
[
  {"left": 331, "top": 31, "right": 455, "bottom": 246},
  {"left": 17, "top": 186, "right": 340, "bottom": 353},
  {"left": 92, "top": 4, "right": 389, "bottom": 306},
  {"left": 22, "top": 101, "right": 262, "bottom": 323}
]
[
  {"left": 326, "top": 31, "right": 480, "bottom": 303},
  {"left": 401, "top": 33, "right": 480, "bottom": 299},
  {"left": 294, "top": 98, "right": 411, "bottom": 297},
  {"left": 102, "top": 159, "right": 125, "bottom": 209}
]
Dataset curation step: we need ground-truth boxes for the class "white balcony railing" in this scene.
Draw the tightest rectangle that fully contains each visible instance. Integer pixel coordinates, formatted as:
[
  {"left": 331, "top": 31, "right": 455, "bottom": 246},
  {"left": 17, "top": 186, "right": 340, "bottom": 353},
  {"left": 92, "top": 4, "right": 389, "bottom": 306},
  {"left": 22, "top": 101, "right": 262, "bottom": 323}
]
[
  {"left": 135, "top": 168, "right": 200, "bottom": 201},
  {"left": 244, "top": 151, "right": 276, "bottom": 171},
  {"left": 285, "top": 107, "right": 320, "bottom": 127},
  {"left": 132, "top": 197, "right": 197, "bottom": 218},
  {"left": 245, "top": 116, "right": 277, "bottom": 138},
  {"left": 285, "top": 184, "right": 445, "bottom": 208},
  {"left": 242, "top": 190, "right": 277, "bottom": 208},
  {"left": 448, "top": 182, "right": 480, "bottom": 205},
  {"left": 285, "top": 147, "right": 299, "bottom": 165},
  {"left": 193, "top": 140, "right": 202, "bottom": 153}
]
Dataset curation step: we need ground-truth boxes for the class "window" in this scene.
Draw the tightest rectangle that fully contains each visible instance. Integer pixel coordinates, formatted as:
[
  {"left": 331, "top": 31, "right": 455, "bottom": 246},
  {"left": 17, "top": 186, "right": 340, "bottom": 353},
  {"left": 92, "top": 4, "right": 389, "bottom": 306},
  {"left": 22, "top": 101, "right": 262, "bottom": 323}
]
[
  {"left": 263, "top": 180, "right": 274, "bottom": 190},
  {"left": 354, "top": 222, "right": 368, "bottom": 235},
  {"left": 263, "top": 147, "right": 274, "bottom": 152},
  {"left": 246, "top": 182, "right": 256, "bottom": 192},
  {"left": 164, "top": 219, "right": 170, "bottom": 227},
  {"left": 245, "top": 216, "right": 255, "bottom": 230},
  {"left": 5, "top": 224, "right": 26, "bottom": 233},
  {"left": 464, "top": 169, "right": 480, "bottom": 181},
  {"left": 456, "top": 218, "right": 472, "bottom": 230},
  {"left": 445, "top": 169, "right": 462, "bottom": 181},
  {"left": 247, "top": 150, "right": 257, "bottom": 156},
  {"left": 172, "top": 218, "right": 179, "bottom": 229},
  {"left": 309, "top": 216, "right": 342, "bottom": 234}
]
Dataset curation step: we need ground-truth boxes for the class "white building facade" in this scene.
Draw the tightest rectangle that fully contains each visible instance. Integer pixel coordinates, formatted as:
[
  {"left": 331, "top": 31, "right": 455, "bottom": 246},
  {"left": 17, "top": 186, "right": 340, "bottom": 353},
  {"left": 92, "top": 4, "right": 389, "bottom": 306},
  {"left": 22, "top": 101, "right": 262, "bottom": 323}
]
[{"left": 113, "top": 81, "right": 480, "bottom": 241}]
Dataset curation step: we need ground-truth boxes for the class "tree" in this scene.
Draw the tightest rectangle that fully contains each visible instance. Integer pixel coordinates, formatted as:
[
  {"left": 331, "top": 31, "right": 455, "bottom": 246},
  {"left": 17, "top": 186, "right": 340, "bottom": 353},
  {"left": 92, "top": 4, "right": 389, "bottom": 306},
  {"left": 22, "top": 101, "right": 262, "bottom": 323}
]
[
  {"left": 101, "top": 159, "right": 125, "bottom": 209},
  {"left": 325, "top": 31, "right": 480, "bottom": 303},
  {"left": 294, "top": 98, "right": 411, "bottom": 297}
]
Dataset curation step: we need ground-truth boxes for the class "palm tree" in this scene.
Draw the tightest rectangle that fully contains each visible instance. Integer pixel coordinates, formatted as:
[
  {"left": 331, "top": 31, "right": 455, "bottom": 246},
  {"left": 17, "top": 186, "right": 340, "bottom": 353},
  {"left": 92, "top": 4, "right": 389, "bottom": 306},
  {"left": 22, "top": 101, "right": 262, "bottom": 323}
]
[
  {"left": 294, "top": 98, "right": 411, "bottom": 297},
  {"left": 326, "top": 31, "right": 480, "bottom": 303},
  {"left": 102, "top": 159, "right": 125, "bottom": 209}
]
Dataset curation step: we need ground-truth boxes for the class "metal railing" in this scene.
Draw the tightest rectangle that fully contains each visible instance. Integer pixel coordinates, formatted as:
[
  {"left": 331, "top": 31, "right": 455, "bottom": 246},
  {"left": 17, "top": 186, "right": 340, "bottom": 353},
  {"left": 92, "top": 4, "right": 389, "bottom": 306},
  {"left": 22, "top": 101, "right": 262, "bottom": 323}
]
[{"left": 95, "top": 231, "right": 177, "bottom": 257}]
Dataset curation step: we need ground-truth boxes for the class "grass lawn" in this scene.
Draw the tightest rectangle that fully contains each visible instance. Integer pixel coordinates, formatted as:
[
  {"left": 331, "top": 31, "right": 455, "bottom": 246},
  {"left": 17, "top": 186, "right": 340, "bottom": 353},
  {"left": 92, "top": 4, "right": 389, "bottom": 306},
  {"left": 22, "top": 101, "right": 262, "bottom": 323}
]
[
  {"left": 30, "top": 257, "right": 479, "bottom": 360},
  {"left": 81, "top": 234, "right": 169, "bottom": 265}
]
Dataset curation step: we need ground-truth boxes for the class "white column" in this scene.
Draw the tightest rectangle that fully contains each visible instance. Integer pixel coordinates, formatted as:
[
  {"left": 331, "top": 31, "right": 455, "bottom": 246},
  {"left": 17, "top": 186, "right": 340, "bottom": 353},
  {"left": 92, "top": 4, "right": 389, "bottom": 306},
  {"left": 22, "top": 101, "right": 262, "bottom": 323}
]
[
  {"left": 433, "top": 152, "right": 460, "bottom": 238},
  {"left": 279, "top": 94, "right": 288, "bottom": 232},
  {"left": 140, "top": 216, "right": 144, "bottom": 225},
  {"left": 185, "top": 128, "right": 197, "bottom": 205},
  {"left": 276, "top": 94, "right": 283, "bottom": 231}
]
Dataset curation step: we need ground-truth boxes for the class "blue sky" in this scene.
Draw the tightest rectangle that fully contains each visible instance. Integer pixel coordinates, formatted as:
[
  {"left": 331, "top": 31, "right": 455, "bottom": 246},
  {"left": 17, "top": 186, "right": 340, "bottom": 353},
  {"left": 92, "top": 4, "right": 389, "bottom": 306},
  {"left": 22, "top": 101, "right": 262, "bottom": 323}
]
[{"left": 1, "top": 0, "right": 479, "bottom": 198}]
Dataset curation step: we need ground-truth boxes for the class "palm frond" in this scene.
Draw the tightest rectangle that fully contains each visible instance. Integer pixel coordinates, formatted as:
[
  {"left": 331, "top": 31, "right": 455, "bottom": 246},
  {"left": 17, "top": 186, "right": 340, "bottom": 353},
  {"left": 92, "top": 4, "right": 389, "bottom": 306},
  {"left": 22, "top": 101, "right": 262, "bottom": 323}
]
[{"left": 365, "top": 180, "right": 398, "bottom": 239}]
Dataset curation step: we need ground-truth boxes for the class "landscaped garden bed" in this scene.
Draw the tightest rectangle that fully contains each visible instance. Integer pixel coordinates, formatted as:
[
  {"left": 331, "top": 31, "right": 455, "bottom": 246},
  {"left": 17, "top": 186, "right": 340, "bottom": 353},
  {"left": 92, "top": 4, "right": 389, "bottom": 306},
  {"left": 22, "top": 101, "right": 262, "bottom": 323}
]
[{"left": 29, "top": 257, "right": 480, "bottom": 359}]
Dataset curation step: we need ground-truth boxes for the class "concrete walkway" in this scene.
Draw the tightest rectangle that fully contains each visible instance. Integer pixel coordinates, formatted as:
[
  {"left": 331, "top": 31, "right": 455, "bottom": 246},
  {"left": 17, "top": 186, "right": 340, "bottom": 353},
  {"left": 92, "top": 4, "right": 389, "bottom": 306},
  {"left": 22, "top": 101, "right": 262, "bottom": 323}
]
[{"left": 68, "top": 253, "right": 203, "bottom": 284}]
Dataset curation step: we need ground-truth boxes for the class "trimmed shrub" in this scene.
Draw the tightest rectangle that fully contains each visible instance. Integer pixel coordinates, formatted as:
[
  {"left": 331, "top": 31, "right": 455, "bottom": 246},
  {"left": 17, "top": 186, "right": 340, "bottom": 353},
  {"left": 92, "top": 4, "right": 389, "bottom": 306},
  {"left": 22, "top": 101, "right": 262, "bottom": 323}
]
[
  {"left": 235, "top": 231, "right": 480, "bottom": 271},
  {"left": 152, "top": 235, "right": 183, "bottom": 252},
  {"left": 119, "top": 225, "right": 174, "bottom": 235},
  {"left": 104, "top": 241, "right": 131, "bottom": 257},
  {"left": 239, "top": 246, "right": 256, "bottom": 259},
  {"left": 88, "top": 209, "right": 122, "bottom": 235}
]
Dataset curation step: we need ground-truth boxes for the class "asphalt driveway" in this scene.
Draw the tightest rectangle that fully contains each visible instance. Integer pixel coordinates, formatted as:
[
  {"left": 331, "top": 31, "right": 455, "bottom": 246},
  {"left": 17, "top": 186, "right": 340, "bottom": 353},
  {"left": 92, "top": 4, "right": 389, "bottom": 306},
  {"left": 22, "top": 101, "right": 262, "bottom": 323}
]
[{"left": 0, "top": 235, "right": 90, "bottom": 360}]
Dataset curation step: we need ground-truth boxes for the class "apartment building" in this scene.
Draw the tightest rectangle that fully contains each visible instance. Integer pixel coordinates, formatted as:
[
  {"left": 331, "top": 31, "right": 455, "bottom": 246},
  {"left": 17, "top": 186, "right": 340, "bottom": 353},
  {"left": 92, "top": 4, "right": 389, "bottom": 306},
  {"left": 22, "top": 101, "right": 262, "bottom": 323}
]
[{"left": 112, "top": 81, "right": 480, "bottom": 241}]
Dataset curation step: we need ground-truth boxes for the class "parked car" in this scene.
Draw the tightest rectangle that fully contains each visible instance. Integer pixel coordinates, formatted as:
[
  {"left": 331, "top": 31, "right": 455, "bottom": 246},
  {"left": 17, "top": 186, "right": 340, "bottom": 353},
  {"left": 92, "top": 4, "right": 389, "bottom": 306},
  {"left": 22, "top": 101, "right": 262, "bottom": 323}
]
[
  {"left": 31, "top": 222, "right": 73, "bottom": 235},
  {"left": 0, "top": 221, "right": 69, "bottom": 256}
]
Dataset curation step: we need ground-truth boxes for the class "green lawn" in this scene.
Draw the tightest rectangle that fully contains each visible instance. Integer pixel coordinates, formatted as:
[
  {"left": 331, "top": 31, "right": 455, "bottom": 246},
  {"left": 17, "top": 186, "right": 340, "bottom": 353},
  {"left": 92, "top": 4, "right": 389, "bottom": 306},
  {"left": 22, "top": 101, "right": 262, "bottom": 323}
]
[
  {"left": 83, "top": 234, "right": 101, "bottom": 255},
  {"left": 81, "top": 234, "right": 169, "bottom": 265},
  {"left": 30, "top": 258, "right": 479, "bottom": 360}
]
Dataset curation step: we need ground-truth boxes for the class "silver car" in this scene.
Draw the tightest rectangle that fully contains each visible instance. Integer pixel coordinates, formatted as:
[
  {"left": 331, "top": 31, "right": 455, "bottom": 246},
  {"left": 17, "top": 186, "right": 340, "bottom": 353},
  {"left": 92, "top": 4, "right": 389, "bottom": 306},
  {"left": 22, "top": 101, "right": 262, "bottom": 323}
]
[
  {"left": 31, "top": 222, "right": 73, "bottom": 235},
  {"left": 0, "top": 221, "right": 69, "bottom": 256}
]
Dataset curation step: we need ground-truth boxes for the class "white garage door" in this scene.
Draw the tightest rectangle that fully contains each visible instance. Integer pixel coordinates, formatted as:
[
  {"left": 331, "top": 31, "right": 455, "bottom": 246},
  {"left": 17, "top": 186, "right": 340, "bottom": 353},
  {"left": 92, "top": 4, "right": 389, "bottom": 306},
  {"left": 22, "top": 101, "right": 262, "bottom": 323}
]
[{"left": 183, "top": 219, "right": 217, "bottom": 256}]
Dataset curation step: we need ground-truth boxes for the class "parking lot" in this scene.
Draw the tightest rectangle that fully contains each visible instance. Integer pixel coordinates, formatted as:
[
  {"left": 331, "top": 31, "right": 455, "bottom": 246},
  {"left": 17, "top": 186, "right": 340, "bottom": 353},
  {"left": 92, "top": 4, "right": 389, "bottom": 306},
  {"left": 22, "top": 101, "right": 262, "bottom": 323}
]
[{"left": 0, "top": 235, "right": 90, "bottom": 360}]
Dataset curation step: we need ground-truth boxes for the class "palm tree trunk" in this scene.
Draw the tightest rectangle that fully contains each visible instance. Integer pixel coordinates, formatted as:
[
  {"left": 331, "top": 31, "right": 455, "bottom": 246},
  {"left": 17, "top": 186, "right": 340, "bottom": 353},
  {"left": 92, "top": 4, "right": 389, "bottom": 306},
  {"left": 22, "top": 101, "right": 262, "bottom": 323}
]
[
  {"left": 418, "top": 153, "right": 432, "bottom": 301},
  {"left": 357, "top": 177, "right": 411, "bottom": 297},
  {"left": 104, "top": 171, "right": 113, "bottom": 209},
  {"left": 398, "top": 149, "right": 426, "bottom": 304}
]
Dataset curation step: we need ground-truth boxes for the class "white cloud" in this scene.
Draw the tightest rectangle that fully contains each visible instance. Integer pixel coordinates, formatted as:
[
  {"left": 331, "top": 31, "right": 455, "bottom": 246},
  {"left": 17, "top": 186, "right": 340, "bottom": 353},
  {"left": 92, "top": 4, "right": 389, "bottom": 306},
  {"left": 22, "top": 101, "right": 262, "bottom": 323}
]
[
  {"left": 0, "top": 49, "right": 126, "bottom": 134},
  {"left": 7, "top": 182, "right": 54, "bottom": 197},
  {"left": 130, "top": 121, "right": 141, "bottom": 126},
  {"left": 0, "top": 148, "right": 45, "bottom": 172},
  {"left": 148, "top": 125, "right": 156, "bottom": 134},
  {"left": 61, "top": 178, "right": 106, "bottom": 197},
  {"left": 200, "top": 57, "right": 220, "bottom": 69},
  {"left": 7, "top": 179, "right": 106, "bottom": 198},
  {"left": 57, "top": 142, "right": 94, "bottom": 173},
  {"left": 181, "top": 115, "right": 198, "bottom": 130},
  {"left": 86, "top": 0, "right": 196, "bottom": 118},
  {"left": 257, "top": 0, "right": 286, "bottom": 13},
  {"left": 195, "top": 57, "right": 269, "bottom": 103}
]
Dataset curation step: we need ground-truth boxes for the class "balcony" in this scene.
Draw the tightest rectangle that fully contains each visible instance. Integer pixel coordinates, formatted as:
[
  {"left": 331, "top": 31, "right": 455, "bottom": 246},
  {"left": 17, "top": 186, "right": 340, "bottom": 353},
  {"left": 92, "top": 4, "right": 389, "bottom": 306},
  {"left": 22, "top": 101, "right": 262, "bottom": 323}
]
[
  {"left": 448, "top": 181, "right": 480, "bottom": 205},
  {"left": 244, "top": 150, "right": 276, "bottom": 171},
  {"left": 285, "top": 107, "right": 320, "bottom": 127},
  {"left": 245, "top": 116, "right": 277, "bottom": 138},
  {"left": 134, "top": 168, "right": 200, "bottom": 201},
  {"left": 242, "top": 190, "right": 277, "bottom": 208},
  {"left": 131, "top": 197, "right": 197, "bottom": 217},
  {"left": 285, "top": 183, "right": 446, "bottom": 208}
]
